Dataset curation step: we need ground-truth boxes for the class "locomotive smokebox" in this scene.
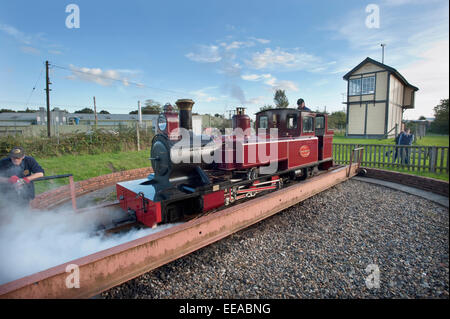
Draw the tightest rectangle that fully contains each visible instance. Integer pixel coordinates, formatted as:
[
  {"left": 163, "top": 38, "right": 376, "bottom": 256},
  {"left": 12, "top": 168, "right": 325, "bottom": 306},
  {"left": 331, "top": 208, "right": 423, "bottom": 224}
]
[{"left": 176, "top": 99, "right": 195, "bottom": 131}]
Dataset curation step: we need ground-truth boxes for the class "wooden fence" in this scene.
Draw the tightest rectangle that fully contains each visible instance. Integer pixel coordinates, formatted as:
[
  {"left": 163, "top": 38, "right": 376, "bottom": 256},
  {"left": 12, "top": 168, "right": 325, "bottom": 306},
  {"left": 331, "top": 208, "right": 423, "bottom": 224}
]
[{"left": 333, "top": 143, "right": 449, "bottom": 174}]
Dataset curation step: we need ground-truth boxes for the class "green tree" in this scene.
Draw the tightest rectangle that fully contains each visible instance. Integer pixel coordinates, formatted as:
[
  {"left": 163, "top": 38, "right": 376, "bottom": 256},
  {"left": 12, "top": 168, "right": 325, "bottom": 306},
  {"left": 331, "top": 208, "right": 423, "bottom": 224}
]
[
  {"left": 74, "top": 107, "right": 94, "bottom": 114},
  {"left": 274, "top": 90, "right": 289, "bottom": 108},
  {"left": 418, "top": 115, "right": 426, "bottom": 120},
  {"left": 129, "top": 99, "right": 162, "bottom": 114},
  {"left": 328, "top": 111, "right": 346, "bottom": 130},
  {"left": 99, "top": 110, "right": 110, "bottom": 114},
  {"left": 0, "top": 109, "right": 15, "bottom": 113},
  {"left": 430, "top": 98, "right": 449, "bottom": 134},
  {"left": 17, "top": 108, "right": 37, "bottom": 113},
  {"left": 259, "top": 104, "right": 273, "bottom": 112}
]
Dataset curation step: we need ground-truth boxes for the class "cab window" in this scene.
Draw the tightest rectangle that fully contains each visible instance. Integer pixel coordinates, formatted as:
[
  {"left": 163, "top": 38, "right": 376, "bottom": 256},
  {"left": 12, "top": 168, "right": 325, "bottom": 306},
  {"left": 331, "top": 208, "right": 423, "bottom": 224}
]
[
  {"left": 286, "top": 114, "right": 297, "bottom": 129},
  {"left": 259, "top": 116, "right": 268, "bottom": 129},
  {"left": 302, "top": 116, "right": 314, "bottom": 133},
  {"left": 315, "top": 117, "right": 325, "bottom": 129}
]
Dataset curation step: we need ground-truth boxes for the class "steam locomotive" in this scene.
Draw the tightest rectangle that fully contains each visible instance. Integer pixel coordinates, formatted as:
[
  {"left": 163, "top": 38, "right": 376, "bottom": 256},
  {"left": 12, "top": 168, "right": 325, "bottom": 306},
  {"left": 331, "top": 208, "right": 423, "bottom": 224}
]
[{"left": 116, "top": 99, "right": 334, "bottom": 227}]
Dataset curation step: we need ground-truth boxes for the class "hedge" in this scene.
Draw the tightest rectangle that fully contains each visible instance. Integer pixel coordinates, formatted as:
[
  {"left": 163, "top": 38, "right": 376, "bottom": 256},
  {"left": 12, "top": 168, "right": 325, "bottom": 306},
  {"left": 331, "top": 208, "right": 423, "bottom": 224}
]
[{"left": 0, "top": 128, "right": 154, "bottom": 158}]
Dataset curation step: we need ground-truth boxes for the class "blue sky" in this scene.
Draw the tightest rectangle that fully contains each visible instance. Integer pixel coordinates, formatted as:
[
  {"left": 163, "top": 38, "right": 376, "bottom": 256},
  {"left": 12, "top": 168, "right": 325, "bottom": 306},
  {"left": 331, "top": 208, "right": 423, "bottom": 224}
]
[{"left": 0, "top": 0, "right": 448, "bottom": 119}]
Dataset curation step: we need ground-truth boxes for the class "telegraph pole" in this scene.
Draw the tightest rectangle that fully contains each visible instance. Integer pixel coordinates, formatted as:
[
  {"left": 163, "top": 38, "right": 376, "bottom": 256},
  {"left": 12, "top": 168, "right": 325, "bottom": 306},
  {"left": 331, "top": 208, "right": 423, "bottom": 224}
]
[
  {"left": 138, "top": 100, "right": 142, "bottom": 127},
  {"left": 93, "top": 96, "right": 98, "bottom": 127},
  {"left": 381, "top": 43, "right": 386, "bottom": 64},
  {"left": 45, "top": 60, "right": 51, "bottom": 137}
]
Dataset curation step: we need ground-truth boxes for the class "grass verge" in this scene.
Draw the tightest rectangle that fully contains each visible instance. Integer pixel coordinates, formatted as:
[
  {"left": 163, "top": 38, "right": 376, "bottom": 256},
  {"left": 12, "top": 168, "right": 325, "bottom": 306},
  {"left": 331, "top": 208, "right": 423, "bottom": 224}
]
[{"left": 34, "top": 150, "right": 151, "bottom": 194}]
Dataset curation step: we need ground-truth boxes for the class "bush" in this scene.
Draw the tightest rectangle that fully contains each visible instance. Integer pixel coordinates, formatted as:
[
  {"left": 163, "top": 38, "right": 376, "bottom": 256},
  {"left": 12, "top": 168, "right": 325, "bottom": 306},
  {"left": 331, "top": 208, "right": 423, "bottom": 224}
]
[{"left": 0, "top": 127, "right": 154, "bottom": 158}]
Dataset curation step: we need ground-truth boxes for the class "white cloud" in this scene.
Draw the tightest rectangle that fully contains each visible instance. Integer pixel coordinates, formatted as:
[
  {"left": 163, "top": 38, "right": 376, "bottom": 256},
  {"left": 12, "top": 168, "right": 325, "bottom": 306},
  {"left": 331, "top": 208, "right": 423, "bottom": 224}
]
[
  {"left": 0, "top": 24, "right": 32, "bottom": 44},
  {"left": 20, "top": 46, "right": 40, "bottom": 55},
  {"left": 186, "top": 45, "right": 222, "bottom": 63},
  {"left": 66, "top": 65, "right": 141, "bottom": 87},
  {"left": 242, "top": 72, "right": 299, "bottom": 92},
  {"left": 245, "top": 47, "right": 323, "bottom": 71},
  {"left": 218, "top": 61, "right": 242, "bottom": 77},
  {"left": 241, "top": 73, "right": 272, "bottom": 81},
  {"left": 401, "top": 39, "right": 449, "bottom": 119},
  {"left": 264, "top": 77, "right": 299, "bottom": 92},
  {"left": 0, "top": 23, "right": 65, "bottom": 56},
  {"left": 382, "top": 0, "right": 442, "bottom": 6},
  {"left": 249, "top": 37, "right": 271, "bottom": 44},
  {"left": 190, "top": 87, "right": 219, "bottom": 103},
  {"left": 223, "top": 41, "right": 254, "bottom": 50},
  {"left": 246, "top": 96, "right": 268, "bottom": 105}
]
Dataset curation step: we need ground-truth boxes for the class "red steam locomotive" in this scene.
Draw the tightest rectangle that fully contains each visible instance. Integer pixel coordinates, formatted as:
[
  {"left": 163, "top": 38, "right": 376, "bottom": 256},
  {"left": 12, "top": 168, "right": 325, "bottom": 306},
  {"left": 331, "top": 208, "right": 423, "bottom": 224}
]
[{"left": 116, "top": 99, "right": 333, "bottom": 227}]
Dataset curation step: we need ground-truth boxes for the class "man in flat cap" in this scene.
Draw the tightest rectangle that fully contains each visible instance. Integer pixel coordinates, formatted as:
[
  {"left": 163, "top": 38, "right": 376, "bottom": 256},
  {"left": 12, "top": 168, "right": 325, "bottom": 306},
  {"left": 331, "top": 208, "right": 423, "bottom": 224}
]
[
  {"left": 297, "top": 98, "right": 311, "bottom": 111},
  {"left": 0, "top": 146, "right": 44, "bottom": 204}
]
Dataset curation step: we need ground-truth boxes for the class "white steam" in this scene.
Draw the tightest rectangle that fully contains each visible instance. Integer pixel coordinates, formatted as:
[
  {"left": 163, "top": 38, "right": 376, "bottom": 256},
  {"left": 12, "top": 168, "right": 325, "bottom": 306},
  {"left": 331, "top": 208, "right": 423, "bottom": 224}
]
[{"left": 0, "top": 193, "right": 178, "bottom": 285}]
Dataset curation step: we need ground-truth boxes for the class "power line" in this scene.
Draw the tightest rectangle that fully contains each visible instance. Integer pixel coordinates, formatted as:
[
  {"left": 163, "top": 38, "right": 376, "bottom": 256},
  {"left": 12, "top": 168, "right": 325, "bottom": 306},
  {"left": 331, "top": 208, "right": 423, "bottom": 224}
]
[
  {"left": 0, "top": 100, "right": 148, "bottom": 113},
  {"left": 51, "top": 63, "right": 193, "bottom": 97},
  {"left": 24, "top": 66, "right": 44, "bottom": 108},
  {"left": 50, "top": 62, "right": 236, "bottom": 106}
]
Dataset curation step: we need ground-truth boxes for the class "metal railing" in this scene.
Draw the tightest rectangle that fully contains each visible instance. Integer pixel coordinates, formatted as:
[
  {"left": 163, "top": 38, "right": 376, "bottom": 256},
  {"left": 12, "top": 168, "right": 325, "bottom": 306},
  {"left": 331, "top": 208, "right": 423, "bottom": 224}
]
[{"left": 333, "top": 143, "right": 449, "bottom": 174}]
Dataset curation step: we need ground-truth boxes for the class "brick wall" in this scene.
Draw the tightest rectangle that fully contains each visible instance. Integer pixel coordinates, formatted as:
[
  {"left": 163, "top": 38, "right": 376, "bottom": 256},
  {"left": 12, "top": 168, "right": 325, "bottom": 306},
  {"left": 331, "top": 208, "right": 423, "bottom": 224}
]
[
  {"left": 30, "top": 166, "right": 448, "bottom": 210},
  {"left": 363, "top": 168, "right": 449, "bottom": 197},
  {"left": 31, "top": 167, "right": 153, "bottom": 209}
]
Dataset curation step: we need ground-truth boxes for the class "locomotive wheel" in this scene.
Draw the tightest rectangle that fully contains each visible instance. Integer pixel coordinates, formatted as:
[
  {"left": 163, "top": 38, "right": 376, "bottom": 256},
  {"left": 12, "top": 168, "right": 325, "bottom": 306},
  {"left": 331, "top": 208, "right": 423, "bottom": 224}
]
[
  {"left": 247, "top": 167, "right": 259, "bottom": 180},
  {"left": 299, "top": 167, "right": 312, "bottom": 181}
]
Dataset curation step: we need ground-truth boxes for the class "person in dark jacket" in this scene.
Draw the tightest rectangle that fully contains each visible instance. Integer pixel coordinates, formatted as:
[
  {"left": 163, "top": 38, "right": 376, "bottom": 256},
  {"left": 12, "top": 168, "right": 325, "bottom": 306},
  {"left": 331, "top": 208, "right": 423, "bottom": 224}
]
[
  {"left": 393, "top": 128, "right": 405, "bottom": 163},
  {"left": 398, "top": 129, "right": 414, "bottom": 164},
  {"left": 0, "top": 146, "right": 44, "bottom": 205},
  {"left": 297, "top": 98, "right": 311, "bottom": 111}
]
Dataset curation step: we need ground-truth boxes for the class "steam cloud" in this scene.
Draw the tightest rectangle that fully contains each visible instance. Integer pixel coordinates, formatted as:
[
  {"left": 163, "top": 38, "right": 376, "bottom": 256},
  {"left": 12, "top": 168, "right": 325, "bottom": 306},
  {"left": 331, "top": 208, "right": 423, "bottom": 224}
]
[{"left": 0, "top": 189, "right": 178, "bottom": 285}]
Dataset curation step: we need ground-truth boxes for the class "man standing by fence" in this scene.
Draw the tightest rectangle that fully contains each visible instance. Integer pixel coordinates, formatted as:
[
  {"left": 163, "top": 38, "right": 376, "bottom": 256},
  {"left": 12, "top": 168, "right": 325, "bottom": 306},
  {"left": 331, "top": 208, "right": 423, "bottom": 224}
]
[
  {"left": 394, "top": 128, "right": 406, "bottom": 163},
  {"left": 0, "top": 146, "right": 44, "bottom": 206},
  {"left": 398, "top": 128, "right": 414, "bottom": 164}
]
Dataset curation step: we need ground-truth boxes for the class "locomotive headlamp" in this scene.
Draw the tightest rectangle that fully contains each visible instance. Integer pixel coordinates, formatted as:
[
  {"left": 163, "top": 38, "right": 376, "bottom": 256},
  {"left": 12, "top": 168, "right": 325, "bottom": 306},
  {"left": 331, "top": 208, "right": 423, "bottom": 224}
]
[{"left": 158, "top": 114, "right": 167, "bottom": 131}]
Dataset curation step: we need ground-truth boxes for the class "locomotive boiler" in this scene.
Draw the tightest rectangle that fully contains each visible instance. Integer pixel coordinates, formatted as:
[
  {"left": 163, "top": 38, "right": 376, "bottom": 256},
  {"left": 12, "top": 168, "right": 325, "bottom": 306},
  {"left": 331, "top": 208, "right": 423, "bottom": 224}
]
[{"left": 116, "top": 98, "right": 334, "bottom": 227}]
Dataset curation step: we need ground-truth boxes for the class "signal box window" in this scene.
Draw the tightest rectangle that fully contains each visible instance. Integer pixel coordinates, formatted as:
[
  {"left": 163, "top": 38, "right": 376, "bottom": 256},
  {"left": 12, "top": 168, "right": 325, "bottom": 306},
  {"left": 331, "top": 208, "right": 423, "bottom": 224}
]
[
  {"left": 259, "top": 116, "right": 268, "bottom": 129},
  {"left": 302, "top": 116, "right": 314, "bottom": 133}
]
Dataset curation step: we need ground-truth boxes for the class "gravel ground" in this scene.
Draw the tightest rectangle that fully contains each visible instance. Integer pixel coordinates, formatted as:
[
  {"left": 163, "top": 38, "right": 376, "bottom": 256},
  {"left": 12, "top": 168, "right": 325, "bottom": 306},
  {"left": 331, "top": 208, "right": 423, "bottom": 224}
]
[{"left": 101, "top": 179, "right": 449, "bottom": 299}]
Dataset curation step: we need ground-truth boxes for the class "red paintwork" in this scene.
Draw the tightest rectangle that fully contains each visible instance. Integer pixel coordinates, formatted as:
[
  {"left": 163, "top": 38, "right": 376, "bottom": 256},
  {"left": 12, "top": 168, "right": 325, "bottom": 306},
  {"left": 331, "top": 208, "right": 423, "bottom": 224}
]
[
  {"left": 116, "top": 184, "right": 162, "bottom": 227},
  {"left": 203, "top": 190, "right": 225, "bottom": 212},
  {"left": 217, "top": 136, "right": 319, "bottom": 171},
  {"left": 218, "top": 109, "right": 333, "bottom": 172},
  {"left": 232, "top": 114, "right": 251, "bottom": 135},
  {"left": 165, "top": 112, "right": 180, "bottom": 141}
]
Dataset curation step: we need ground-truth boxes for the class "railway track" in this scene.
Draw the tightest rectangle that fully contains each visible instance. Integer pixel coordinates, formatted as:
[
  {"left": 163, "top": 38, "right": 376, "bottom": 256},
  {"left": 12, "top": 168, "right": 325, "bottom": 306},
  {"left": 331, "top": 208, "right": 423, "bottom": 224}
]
[{"left": 0, "top": 162, "right": 362, "bottom": 299}]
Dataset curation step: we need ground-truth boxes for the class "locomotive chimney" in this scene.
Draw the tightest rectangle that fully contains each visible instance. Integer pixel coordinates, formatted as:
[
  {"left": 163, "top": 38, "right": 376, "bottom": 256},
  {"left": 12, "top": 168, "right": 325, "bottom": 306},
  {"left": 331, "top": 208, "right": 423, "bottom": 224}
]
[
  {"left": 232, "top": 107, "right": 251, "bottom": 135},
  {"left": 175, "top": 99, "right": 195, "bottom": 130}
]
